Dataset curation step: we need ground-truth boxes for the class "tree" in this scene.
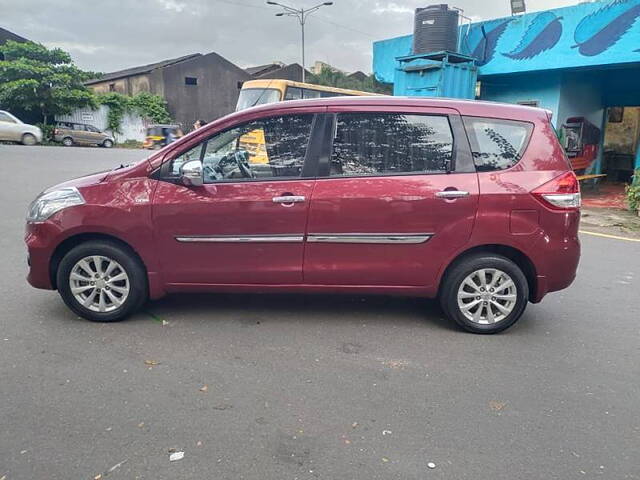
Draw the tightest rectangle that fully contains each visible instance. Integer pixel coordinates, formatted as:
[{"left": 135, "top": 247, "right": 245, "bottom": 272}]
[
  {"left": 0, "top": 41, "right": 96, "bottom": 124},
  {"left": 308, "top": 66, "right": 392, "bottom": 95}
]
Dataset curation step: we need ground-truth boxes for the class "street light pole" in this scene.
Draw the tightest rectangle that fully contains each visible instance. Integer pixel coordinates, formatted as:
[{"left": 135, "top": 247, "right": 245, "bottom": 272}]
[{"left": 267, "top": 1, "right": 334, "bottom": 83}]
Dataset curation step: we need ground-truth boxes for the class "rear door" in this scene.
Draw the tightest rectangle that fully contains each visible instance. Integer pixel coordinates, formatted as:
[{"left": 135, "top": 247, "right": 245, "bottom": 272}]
[
  {"left": 304, "top": 106, "right": 479, "bottom": 287},
  {"left": 85, "top": 124, "right": 104, "bottom": 145},
  {"left": 72, "top": 124, "right": 89, "bottom": 144}
]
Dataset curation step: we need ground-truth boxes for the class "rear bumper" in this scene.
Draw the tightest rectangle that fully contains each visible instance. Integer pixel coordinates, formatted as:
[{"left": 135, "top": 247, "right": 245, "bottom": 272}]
[{"left": 530, "top": 225, "right": 581, "bottom": 302}]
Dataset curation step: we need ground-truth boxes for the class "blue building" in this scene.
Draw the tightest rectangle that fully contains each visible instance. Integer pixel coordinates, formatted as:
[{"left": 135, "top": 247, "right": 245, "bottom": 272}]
[{"left": 373, "top": 0, "right": 640, "bottom": 177}]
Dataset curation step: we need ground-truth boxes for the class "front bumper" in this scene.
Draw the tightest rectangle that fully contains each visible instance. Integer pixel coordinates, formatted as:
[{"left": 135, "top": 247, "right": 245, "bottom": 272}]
[{"left": 25, "top": 222, "right": 58, "bottom": 290}]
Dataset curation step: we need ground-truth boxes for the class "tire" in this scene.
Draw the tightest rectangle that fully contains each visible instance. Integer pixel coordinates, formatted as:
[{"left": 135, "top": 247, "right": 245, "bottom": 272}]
[
  {"left": 102, "top": 139, "right": 114, "bottom": 148},
  {"left": 56, "top": 240, "right": 148, "bottom": 322},
  {"left": 62, "top": 137, "right": 74, "bottom": 147},
  {"left": 22, "top": 133, "right": 37, "bottom": 146},
  {"left": 439, "top": 254, "right": 529, "bottom": 334}
]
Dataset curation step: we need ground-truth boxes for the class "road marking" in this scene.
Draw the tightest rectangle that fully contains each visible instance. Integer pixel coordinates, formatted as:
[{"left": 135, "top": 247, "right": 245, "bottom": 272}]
[{"left": 579, "top": 230, "right": 640, "bottom": 243}]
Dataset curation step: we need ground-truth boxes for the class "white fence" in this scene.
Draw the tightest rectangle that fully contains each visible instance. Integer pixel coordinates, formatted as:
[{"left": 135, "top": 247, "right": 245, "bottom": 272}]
[{"left": 55, "top": 105, "right": 150, "bottom": 142}]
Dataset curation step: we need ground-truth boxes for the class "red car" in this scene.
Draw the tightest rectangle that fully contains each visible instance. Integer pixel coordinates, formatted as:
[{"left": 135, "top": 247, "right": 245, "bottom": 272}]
[{"left": 25, "top": 97, "right": 580, "bottom": 334}]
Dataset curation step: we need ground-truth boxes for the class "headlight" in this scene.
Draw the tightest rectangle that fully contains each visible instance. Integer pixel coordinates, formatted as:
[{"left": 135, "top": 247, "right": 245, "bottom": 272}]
[{"left": 27, "top": 187, "right": 85, "bottom": 222}]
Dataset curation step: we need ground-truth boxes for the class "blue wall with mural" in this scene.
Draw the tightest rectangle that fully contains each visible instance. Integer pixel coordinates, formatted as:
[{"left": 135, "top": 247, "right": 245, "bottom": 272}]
[{"left": 373, "top": 0, "right": 640, "bottom": 81}]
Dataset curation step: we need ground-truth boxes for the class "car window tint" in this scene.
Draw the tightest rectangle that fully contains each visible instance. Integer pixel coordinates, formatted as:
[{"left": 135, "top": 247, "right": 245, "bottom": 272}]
[
  {"left": 463, "top": 117, "right": 533, "bottom": 172},
  {"left": 73, "top": 124, "right": 84, "bottom": 131},
  {"left": 329, "top": 113, "right": 453, "bottom": 176},
  {"left": 169, "top": 114, "right": 314, "bottom": 183}
]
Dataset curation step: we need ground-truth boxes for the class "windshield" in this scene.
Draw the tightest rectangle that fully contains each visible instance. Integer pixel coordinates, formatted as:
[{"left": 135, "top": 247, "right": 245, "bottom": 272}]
[{"left": 236, "top": 88, "right": 282, "bottom": 111}]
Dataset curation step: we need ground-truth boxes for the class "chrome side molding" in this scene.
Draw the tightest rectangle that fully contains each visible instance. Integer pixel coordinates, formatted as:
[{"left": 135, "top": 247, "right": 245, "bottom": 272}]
[
  {"left": 176, "top": 235, "right": 304, "bottom": 243},
  {"left": 307, "top": 234, "right": 432, "bottom": 244},
  {"left": 176, "top": 234, "right": 433, "bottom": 245}
]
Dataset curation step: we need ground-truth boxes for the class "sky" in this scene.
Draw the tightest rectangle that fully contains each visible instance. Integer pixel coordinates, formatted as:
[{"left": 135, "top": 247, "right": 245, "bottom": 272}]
[{"left": 1, "top": 0, "right": 580, "bottom": 74}]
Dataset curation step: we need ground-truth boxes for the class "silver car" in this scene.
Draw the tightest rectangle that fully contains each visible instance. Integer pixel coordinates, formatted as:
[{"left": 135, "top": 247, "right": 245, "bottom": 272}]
[{"left": 0, "top": 110, "right": 43, "bottom": 145}]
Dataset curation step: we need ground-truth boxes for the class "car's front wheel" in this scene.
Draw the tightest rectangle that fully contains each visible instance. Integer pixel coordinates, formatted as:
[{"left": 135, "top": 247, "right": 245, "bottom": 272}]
[
  {"left": 440, "top": 254, "right": 529, "bottom": 334},
  {"left": 22, "top": 133, "right": 37, "bottom": 146},
  {"left": 102, "top": 139, "right": 114, "bottom": 148},
  {"left": 56, "top": 240, "right": 148, "bottom": 322}
]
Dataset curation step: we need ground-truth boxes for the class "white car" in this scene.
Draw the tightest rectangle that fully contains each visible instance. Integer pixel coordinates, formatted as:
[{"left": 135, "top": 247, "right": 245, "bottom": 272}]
[{"left": 0, "top": 110, "right": 43, "bottom": 146}]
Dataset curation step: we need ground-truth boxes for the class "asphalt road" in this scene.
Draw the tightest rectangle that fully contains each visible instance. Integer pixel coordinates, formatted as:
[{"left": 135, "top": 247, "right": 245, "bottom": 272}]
[{"left": 1, "top": 144, "right": 639, "bottom": 480}]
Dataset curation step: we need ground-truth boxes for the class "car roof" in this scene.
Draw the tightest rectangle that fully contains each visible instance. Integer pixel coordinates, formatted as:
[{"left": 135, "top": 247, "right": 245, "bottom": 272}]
[{"left": 236, "top": 96, "right": 549, "bottom": 123}]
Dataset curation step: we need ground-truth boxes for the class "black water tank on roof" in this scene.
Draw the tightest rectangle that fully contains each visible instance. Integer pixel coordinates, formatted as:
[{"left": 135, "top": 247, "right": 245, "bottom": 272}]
[{"left": 413, "top": 4, "right": 459, "bottom": 55}]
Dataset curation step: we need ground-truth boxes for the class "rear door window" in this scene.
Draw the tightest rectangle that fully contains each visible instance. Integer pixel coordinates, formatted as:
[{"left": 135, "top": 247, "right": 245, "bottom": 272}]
[
  {"left": 463, "top": 117, "right": 533, "bottom": 172},
  {"left": 329, "top": 113, "right": 453, "bottom": 176}
]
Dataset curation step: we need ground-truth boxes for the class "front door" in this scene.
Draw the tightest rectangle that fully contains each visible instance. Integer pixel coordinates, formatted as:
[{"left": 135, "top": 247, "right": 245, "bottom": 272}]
[
  {"left": 152, "top": 112, "right": 318, "bottom": 285},
  {"left": 304, "top": 108, "right": 479, "bottom": 287}
]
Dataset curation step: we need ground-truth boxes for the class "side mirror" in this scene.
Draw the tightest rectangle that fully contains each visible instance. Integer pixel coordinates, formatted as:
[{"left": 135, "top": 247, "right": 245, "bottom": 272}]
[{"left": 180, "top": 160, "right": 204, "bottom": 187}]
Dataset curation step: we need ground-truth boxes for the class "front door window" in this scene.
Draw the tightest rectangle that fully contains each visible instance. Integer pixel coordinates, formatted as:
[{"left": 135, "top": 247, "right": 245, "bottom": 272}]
[{"left": 169, "top": 115, "right": 314, "bottom": 182}]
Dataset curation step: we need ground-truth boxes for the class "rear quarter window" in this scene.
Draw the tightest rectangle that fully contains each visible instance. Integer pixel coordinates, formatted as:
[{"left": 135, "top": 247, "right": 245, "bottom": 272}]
[{"left": 463, "top": 117, "right": 533, "bottom": 172}]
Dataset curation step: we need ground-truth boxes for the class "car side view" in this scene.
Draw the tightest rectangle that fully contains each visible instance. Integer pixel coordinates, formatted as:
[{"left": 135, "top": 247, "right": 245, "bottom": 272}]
[
  {"left": 25, "top": 97, "right": 581, "bottom": 334},
  {"left": 54, "top": 121, "right": 115, "bottom": 148},
  {"left": 0, "top": 110, "right": 43, "bottom": 145}
]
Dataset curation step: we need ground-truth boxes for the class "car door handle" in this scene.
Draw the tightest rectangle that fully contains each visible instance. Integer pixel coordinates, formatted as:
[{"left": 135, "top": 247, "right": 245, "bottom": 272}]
[
  {"left": 272, "top": 195, "right": 306, "bottom": 204},
  {"left": 436, "top": 190, "right": 470, "bottom": 199}
]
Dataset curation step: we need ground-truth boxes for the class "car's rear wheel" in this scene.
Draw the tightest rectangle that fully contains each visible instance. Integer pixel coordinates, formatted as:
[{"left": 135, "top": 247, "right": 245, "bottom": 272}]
[
  {"left": 440, "top": 254, "right": 529, "bottom": 334},
  {"left": 22, "top": 133, "right": 37, "bottom": 146},
  {"left": 102, "top": 139, "right": 114, "bottom": 148},
  {"left": 56, "top": 241, "right": 148, "bottom": 322},
  {"left": 62, "top": 137, "right": 74, "bottom": 147}
]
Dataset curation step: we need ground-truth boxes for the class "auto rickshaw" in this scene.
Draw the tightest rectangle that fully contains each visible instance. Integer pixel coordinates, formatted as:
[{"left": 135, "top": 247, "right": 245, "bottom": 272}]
[{"left": 143, "top": 124, "right": 183, "bottom": 149}]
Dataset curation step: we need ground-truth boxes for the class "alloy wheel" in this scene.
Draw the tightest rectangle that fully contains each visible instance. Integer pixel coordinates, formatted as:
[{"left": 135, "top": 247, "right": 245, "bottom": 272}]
[
  {"left": 457, "top": 268, "right": 517, "bottom": 324},
  {"left": 69, "top": 256, "right": 130, "bottom": 313}
]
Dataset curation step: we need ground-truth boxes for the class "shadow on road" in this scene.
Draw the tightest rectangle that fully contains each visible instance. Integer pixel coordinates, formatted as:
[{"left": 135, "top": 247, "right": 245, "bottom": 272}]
[{"left": 143, "top": 292, "right": 460, "bottom": 331}]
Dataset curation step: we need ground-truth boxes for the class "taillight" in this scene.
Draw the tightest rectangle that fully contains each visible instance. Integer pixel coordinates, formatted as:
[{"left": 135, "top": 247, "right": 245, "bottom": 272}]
[
  {"left": 532, "top": 171, "right": 581, "bottom": 210},
  {"left": 53, "top": 128, "right": 59, "bottom": 135}
]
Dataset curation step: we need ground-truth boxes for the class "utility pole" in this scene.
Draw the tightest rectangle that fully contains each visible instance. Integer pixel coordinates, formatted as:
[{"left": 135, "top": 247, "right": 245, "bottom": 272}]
[{"left": 266, "top": 1, "right": 334, "bottom": 83}]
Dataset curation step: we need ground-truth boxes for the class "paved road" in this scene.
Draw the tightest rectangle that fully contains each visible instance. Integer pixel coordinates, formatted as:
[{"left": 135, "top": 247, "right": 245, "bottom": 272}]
[{"left": 1, "top": 144, "right": 639, "bottom": 480}]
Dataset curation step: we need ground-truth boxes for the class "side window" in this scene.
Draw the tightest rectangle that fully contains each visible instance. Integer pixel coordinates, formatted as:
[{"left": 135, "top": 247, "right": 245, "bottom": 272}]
[
  {"left": 168, "top": 114, "right": 314, "bottom": 182},
  {"left": 463, "top": 116, "right": 533, "bottom": 172},
  {"left": 302, "top": 89, "right": 321, "bottom": 99},
  {"left": 0, "top": 112, "right": 16, "bottom": 123},
  {"left": 73, "top": 124, "right": 84, "bottom": 131},
  {"left": 329, "top": 113, "right": 453, "bottom": 177},
  {"left": 284, "top": 87, "right": 302, "bottom": 101}
]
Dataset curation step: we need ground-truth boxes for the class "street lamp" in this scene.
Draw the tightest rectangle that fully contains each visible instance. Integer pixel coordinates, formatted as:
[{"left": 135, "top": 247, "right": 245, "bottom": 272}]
[{"left": 267, "top": 1, "right": 334, "bottom": 83}]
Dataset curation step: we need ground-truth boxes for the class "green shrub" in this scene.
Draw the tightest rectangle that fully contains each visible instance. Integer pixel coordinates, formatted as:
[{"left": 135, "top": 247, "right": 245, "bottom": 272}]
[
  {"left": 626, "top": 170, "right": 640, "bottom": 212},
  {"left": 36, "top": 122, "right": 55, "bottom": 143},
  {"left": 95, "top": 92, "right": 171, "bottom": 134}
]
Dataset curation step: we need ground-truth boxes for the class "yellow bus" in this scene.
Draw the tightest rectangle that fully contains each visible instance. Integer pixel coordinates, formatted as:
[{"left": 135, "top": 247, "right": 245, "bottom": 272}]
[{"left": 236, "top": 79, "right": 380, "bottom": 111}]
